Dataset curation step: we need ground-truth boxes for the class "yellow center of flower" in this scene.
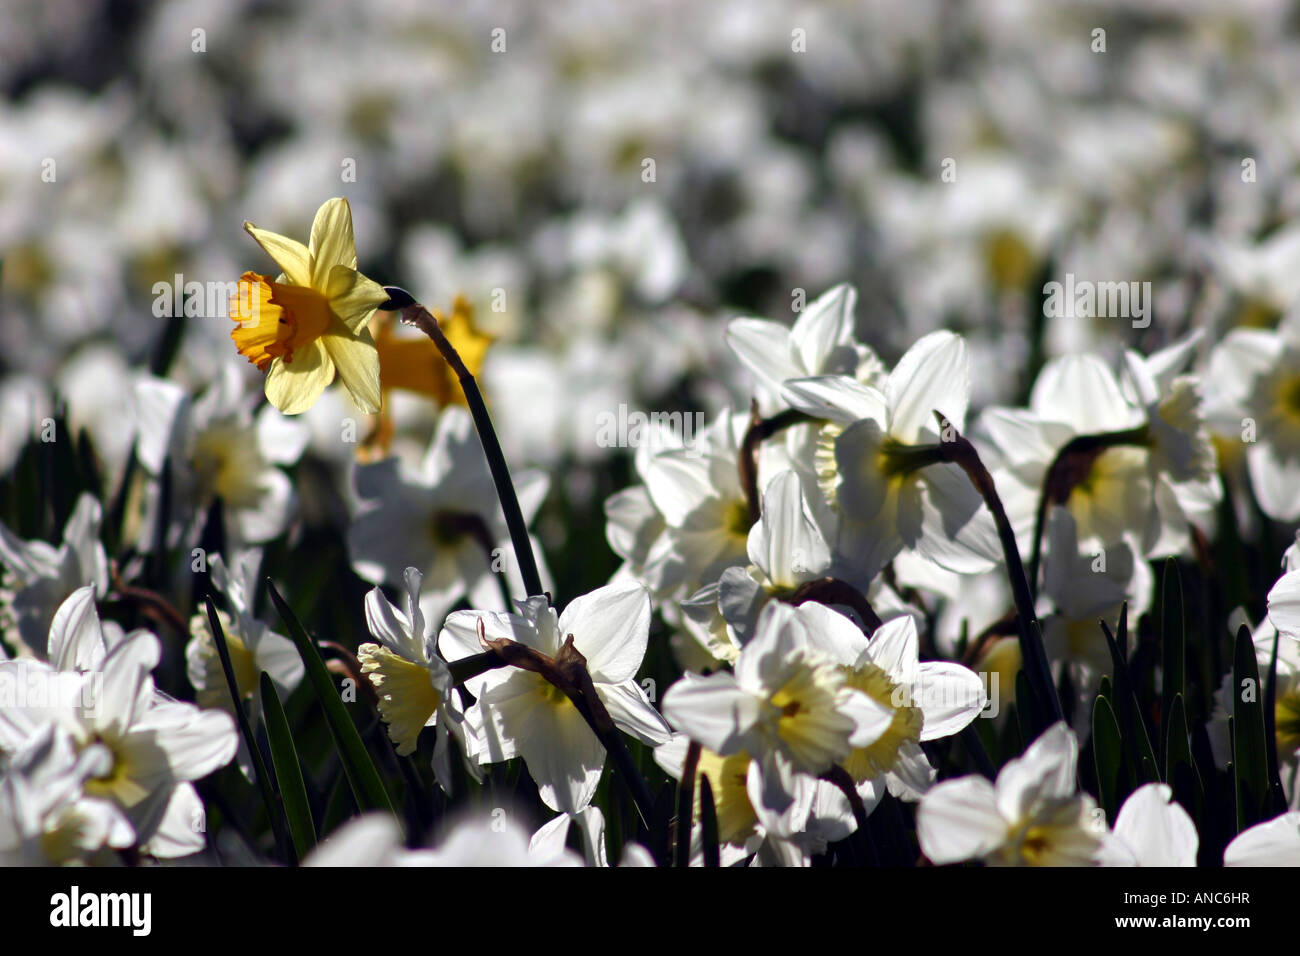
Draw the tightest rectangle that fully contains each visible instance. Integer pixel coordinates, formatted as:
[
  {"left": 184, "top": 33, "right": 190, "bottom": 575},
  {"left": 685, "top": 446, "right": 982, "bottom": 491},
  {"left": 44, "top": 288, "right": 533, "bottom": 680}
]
[
  {"left": 993, "top": 799, "right": 1100, "bottom": 867},
  {"left": 81, "top": 736, "right": 151, "bottom": 809},
  {"left": 695, "top": 748, "right": 758, "bottom": 846},
  {"left": 359, "top": 643, "right": 442, "bottom": 756},
  {"left": 723, "top": 498, "right": 752, "bottom": 539},
  {"left": 838, "top": 662, "right": 924, "bottom": 782},
  {"left": 1275, "top": 373, "right": 1300, "bottom": 426},
  {"left": 39, "top": 809, "right": 97, "bottom": 865},
  {"left": 539, "top": 679, "right": 574, "bottom": 707},
  {"left": 983, "top": 228, "right": 1036, "bottom": 293},
  {"left": 190, "top": 423, "right": 266, "bottom": 510},
  {"left": 763, "top": 653, "right": 852, "bottom": 774},
  {"left": 1276, "top": 683, "right": 1300, "bottom": 758},
  {"left": 230, "top": 272, "right": 331, "bottom": 371},
  {"left": 1235, "top": 297, "right": 1282, "bottom": 330},
  {"left": 1065, "top": 445, "right": 1149, "bottom": 544}
]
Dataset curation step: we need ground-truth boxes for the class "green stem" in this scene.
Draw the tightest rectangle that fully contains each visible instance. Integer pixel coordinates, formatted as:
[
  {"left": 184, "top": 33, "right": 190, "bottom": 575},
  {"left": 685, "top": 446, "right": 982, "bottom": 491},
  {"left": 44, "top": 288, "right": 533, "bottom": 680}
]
[
  {"left": 388, "top": 291, "right": 545, "bottom": 599},
  {"left": 929, "top": 413, "right": 1063, "bottom": 729}
]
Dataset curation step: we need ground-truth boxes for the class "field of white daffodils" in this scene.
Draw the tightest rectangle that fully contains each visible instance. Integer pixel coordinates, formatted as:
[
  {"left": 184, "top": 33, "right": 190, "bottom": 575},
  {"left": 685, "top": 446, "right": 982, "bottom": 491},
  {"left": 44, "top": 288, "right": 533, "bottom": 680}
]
[{"left": 2, "top": 0, "right": 1299, "bottom": 894}]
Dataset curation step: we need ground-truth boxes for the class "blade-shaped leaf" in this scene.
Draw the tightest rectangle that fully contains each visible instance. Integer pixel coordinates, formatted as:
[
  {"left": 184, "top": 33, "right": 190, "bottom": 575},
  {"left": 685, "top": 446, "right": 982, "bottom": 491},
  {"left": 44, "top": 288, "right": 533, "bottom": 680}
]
[
  {"left": 267, "top": 579, "right": 400, "bottom": 827},
  {"left": 1164, "top": 693, "right": 1202, "bottom": 821},
  {"left": 1092, "top": 693, "right": 1124, "bottom": 822},
  {"left": 1100, "top": 608, "right": 1160, "bottom": 783},
  {"left": 205, "top": 595, "right": 292, "bottom": 862},
  {"left": 260, "top": 671, "right": 317, "bottom": 859},
  {"left": 1232, "top": 624, "right": 1269, "bottom": 831}
]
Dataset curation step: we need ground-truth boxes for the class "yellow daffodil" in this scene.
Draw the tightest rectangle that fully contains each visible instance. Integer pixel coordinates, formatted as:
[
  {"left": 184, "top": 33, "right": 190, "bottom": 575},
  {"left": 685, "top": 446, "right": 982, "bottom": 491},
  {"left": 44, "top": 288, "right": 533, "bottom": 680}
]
[
  {"left": 374, "top": 294, "right": 493, "bottom": 406},
  {"left": 230, "top": 197, "right": 389, "bottom": 415},
  {"left": 361, "top": 294, "right": 494, "bottom": 456}
]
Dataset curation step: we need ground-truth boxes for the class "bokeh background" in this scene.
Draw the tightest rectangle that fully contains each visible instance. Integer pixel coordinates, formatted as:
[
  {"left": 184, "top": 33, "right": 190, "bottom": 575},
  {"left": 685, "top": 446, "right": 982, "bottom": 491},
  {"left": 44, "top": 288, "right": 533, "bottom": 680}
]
[{"left": 3, "top": 0, "right": 1300, "bottom": 856}]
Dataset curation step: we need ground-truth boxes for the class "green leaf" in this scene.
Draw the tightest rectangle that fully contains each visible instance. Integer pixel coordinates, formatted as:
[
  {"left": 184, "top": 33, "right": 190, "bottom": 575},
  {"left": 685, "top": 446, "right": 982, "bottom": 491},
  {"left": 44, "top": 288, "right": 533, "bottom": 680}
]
[
  {"left": 204, "top": 596, "right": 293, "bottom": 862},
  {"left": 1014, "top": 670, "right": 1036, "bottom": 751},
  {"left": 1164, "top": 693, "right": 1202, "bottom": 820},
  {"left": 699, "top": 775, "right": 721, "bottom": 868},
  {"left": 260, "top": 671, "right": 317, "bottom": 859},
  {"left": 1100, "top": 607, "right": 1160, "bottom": 783},
  {"left": 267, "top": 579, "right": 401, "bottom": 828},
  {"left": 1232, "top": 624, "right": 1269, "bottom": 831},
  {"left": 1092, "top": 694, "right": 1124, "bottom": 822},
  {"left": 1160, "top": 558, "right": 1185, "bottom": 754}
]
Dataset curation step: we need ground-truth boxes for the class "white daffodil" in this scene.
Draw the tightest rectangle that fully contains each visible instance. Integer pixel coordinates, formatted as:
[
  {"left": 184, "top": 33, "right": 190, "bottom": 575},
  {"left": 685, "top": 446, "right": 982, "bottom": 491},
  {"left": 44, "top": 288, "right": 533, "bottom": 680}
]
[
  {"left": 185, "top": 549, "right": 302, "bottom": 718},
  {"left": 783, "top": 331, "right": 1002, "bottom": 580},
  {"left": 134, "top": 364, "right": 309, "bottom": 550},
  {"left": 800, "top": 606, "right": 987, "bottom": 810},
  {"left": 604, "top": 406, "right": 776, "bottom": 669},
  {"left": 359, "top": 567, "right": 477, "bottom": 794},
  {"left": 1119, "top": 336, "right": 1222, "bottom": 555},
  {"left": 348, "top": 405, "right": 551, "bottom": 628},
  {"left": 981, "top": 354, "right": 1152, "bottom": 557},
  {"left": 1096, "top": 783, "right": 1198, "bottom": 866},
  {"left": 1038, "top": 509, "right": 1152, "bottom": 734},
  {"left": 653, "top": 730, "right": 850, "bottom": 866},
  {"left": 1223, "top": 811, "right": 1300, "bottom": 866},
  {"left": 0, "top": 601, "right": 237, "bottom": 858},
  {"left": 0, "top": 722, "right": 134, "bottom": 865},
  {"left": 439, "top": 581, "right": 670, "bottom": 814},
  {"left": 917, "top": 722, "right": 1103, "bottom": 866},
  {"left": 627, "top": 407, "right": 757, "bottom": 601},
  {"left": 305, "top": 811, "right": 582, "bottom": 867},
  {"left": 726, "top": 283, "right": 883, "bottom": 415},
  {"left": 661, "top": 600, "right": 894, "bottom": 829},
  {"left": 1205, "top": 309, "right": 1300, "bottom": 521},
  {"left": 716, "top": 469, "right": 833, "bottom": 641},
  {"left": 0, "top": 493, "right": 108, "bottom": 659}
]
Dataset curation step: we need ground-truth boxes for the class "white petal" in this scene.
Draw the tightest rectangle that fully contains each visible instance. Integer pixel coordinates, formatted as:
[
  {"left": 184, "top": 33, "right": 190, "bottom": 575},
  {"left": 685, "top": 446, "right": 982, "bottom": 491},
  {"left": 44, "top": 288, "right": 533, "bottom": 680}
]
[
  {"left": 886, "top": 331, "right": 970, "bottom": 442},
  {"left": 596, "top": 680, "right": 671, "bottom": 746},
  {"left": 661, "top": 672, "right": 756, "bottom": 754},
  {"left": 1224, "top": 812, "right": 1300, "bottom": 866},
  {"left": 1104, "top": 783, "right": 1198, "bottom": 867},
  {"left": 559, "top": 582, "right": 651, "bottom": 684},
  {"left": 994, "top": 722, "right": 1078, "bottom": 823},
  {"left": 726, "top": 318, "right": 798, "bottom": 396},
  {"left": 917, "top": 775, "right": 1005, "bottom": 864},
  {"left": 915, "top": 663, "right": 989, "bottom": 740},
  {"left": 782, "top": 376, "right": 888, "bottom": 425}
]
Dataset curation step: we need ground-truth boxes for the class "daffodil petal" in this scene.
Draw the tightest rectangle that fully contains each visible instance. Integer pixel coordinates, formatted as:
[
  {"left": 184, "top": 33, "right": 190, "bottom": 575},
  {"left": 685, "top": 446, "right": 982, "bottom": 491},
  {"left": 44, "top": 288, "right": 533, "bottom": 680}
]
[
  {"left": 243, "top": 222, "right": 312, "bottom": 288},
  {"left": 309, "top": 197, "right": 358, "bottom": 288},
  {"left": 265, "top": 340, "right": 335, "bottom": 415},
  {"left": 326, "top": 264, "right": 389, "bottom": 333},
  {"left": 321, "top": 328, "right": 381, "bottom": 414}
]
